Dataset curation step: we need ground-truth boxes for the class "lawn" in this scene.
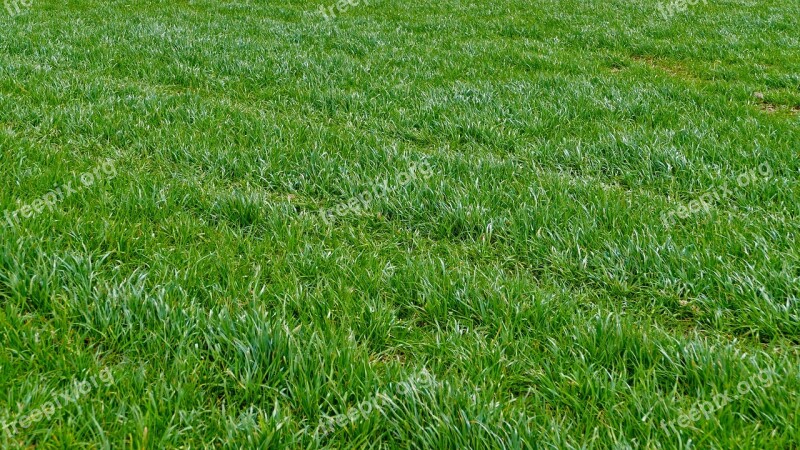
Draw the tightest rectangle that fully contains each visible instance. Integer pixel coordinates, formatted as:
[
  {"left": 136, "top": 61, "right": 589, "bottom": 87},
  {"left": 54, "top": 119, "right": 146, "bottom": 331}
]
[{"left": 1, "top": 0, "right": 799, "bottom": 448}]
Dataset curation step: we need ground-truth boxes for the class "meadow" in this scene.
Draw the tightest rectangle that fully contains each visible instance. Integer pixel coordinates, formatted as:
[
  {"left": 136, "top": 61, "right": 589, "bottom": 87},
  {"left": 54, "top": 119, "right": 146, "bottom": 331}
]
[{"left": 1, "top": 0, "right": 799, "bottom": 448}]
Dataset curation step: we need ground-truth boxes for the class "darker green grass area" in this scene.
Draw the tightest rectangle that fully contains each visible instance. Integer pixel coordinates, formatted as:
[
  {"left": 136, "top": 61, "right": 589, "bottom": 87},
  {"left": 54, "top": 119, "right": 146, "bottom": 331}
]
[{"left": 1, "top": 0, "right": 799, "bottom": 448}]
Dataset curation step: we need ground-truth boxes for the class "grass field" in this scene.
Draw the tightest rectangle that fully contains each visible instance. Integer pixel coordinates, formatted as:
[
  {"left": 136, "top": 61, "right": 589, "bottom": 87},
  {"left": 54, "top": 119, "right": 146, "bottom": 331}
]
[{"left": 1, "top": 0, "right": 799, "bottom": 447}]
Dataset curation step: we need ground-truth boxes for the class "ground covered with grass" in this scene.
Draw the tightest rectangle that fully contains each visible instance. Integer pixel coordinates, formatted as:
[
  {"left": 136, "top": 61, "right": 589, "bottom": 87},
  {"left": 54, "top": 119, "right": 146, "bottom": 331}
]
[{"left": 1, "top": 0, "right": 799, "bottom": 447}]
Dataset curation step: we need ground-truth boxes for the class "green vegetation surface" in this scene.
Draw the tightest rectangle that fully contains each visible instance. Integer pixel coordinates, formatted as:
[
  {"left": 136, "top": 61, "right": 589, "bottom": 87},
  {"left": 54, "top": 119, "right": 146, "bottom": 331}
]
[{"left": 1, "top": 0, "right": 799, "bottom": 447}]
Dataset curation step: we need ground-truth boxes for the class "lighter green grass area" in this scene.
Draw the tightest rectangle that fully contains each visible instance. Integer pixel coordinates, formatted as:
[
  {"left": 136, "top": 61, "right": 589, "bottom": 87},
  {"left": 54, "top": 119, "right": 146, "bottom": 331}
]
[{"left": 1, "top": 0, "right": 799, "bottom": 448}]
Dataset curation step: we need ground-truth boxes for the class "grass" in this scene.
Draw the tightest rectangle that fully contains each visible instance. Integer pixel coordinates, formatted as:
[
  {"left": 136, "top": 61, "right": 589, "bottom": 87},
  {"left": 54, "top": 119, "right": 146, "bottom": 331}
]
[{"left": 1, "top": 0, "right": 799, "bottom": 447}]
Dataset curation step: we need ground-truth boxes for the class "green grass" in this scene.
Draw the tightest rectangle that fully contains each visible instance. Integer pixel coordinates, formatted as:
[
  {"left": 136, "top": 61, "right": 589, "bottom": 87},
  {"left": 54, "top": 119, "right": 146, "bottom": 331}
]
[{"left": 1, "top": 0, "right": 799, "bottom": 447}]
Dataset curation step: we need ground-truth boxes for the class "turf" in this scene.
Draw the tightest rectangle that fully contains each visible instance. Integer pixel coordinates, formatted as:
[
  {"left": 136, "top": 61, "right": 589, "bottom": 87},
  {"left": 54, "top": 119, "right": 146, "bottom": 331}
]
[{"left": 1, "top": 0, "right": 799, "bottom": 448}]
